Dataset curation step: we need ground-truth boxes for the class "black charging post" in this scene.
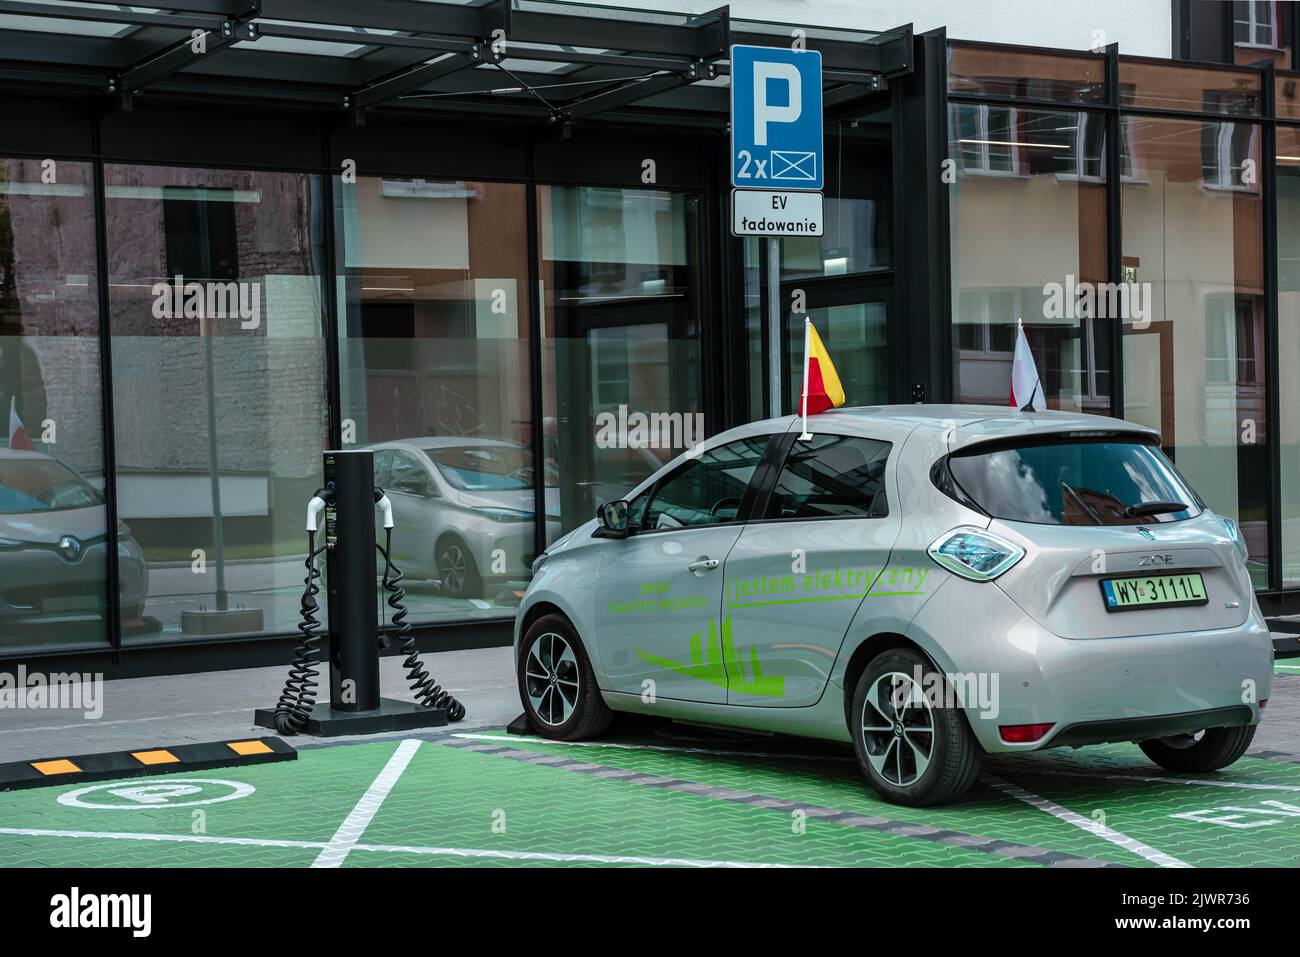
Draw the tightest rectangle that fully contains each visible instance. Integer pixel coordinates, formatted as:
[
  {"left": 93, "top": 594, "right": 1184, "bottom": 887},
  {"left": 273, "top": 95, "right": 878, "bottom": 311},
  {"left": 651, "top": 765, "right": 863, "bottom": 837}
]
[{"left": 254, "top": 449, "right": 451, "bottom": 736}]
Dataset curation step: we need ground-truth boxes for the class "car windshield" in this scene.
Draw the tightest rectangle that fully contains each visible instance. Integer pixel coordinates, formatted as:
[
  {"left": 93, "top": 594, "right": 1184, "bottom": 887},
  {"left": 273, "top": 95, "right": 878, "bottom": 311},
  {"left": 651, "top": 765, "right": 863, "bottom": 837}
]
[
  {"left": 946, "top": 437, "right": 1200, "bottom": 526},
  {"left": 0, "top": 457, "right": 104, "bottom": 514},
  {"left": 425, "top": 445, "right": 557, "bottom": 492}
]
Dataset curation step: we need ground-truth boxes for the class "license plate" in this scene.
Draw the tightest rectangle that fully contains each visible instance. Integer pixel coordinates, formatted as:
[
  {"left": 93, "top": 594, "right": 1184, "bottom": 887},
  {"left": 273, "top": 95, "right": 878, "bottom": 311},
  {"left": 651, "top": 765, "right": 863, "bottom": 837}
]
[{"left": 1100, "top": 573, "right": 1208, "bottom": 612}]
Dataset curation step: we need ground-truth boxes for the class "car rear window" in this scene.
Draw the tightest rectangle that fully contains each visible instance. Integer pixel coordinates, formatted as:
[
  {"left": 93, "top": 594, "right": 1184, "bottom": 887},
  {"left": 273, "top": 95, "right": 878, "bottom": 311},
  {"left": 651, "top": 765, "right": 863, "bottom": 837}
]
[{"left": 945, "top": 436, "right": 1201, "bottom": 526}]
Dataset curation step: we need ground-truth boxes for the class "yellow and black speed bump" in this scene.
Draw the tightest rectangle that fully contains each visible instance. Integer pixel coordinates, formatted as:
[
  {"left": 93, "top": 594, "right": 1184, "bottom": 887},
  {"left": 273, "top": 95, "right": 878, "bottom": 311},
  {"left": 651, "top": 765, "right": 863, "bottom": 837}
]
[{"left": 0, "top": 737, "right": 296, "bottom": 792}]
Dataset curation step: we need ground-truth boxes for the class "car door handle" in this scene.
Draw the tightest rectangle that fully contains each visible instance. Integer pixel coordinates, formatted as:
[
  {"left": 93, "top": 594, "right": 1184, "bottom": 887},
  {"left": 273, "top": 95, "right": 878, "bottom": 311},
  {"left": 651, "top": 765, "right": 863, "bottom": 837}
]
[{"left": 687, "top": 558, "right": 720, "bottom": 573}]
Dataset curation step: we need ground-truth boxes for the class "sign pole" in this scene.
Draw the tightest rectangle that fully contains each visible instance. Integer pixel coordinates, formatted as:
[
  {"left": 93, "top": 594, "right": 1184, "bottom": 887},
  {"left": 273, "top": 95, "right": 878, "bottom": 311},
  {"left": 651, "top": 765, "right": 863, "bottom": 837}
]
[{"left": 766, "top": 236, "right": 782, "bottom": 417}]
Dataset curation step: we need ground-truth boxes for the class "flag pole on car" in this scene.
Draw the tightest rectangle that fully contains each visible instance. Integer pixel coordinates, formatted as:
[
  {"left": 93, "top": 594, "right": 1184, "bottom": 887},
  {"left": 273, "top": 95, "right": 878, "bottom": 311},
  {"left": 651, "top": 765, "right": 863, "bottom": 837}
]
[
  {"left": 1010, "top": 318, "right": 1044, "bottom": 412},
  {"left": 798, "top": 317, "right": 845, "bottom": 440}
]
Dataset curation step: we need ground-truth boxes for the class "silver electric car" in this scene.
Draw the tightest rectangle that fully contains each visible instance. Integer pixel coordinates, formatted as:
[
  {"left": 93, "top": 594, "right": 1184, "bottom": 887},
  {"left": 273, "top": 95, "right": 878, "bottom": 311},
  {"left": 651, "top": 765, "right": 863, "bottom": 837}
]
[
  {"left": 369, "top": 438, "right": 560, "bottom": 599},
  {"left": 514, "top": 405, "right": 1274, "bottom": 806}
]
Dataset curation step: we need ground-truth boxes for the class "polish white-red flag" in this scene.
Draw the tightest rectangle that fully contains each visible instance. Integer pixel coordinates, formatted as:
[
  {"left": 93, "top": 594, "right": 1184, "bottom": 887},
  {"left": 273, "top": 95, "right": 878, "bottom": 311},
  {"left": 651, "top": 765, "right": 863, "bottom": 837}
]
[
  {"left": 8, "top": 397, "right": 33, "bottom": 451},
  {"left": 1009, "top": 319, "right": 1044, "bottom": 411}
]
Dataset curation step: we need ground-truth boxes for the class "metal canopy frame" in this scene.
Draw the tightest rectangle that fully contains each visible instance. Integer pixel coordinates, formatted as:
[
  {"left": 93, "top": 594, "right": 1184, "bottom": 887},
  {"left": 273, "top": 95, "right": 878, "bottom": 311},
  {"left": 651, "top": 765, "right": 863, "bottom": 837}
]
[{"left": 0, "top": 0, "right": 913, "bottom": 125}]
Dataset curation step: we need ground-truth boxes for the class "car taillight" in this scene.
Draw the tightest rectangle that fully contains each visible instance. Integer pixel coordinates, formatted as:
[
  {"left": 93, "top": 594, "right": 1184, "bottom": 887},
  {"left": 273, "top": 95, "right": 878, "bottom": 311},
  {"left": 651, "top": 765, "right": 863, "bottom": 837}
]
[
  {"left": 1260, "top": 699, "right": 1268, "bottom": 710},
  {"left": 999, "top": 722, "right": 1054, "bottom": 743},
  {"left": 927, "top": 526, "right": 1025, "bottom": 581}
]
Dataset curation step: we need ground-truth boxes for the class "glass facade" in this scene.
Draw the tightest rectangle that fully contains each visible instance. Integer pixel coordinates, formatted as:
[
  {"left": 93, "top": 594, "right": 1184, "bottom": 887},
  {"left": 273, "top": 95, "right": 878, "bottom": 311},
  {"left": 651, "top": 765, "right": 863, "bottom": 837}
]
[
  {"left": 949, "top": 40, "right": 1284, "bottom": 591},
  {"left": 11, "top": 27, "right": 1300, "bottom": 665}
]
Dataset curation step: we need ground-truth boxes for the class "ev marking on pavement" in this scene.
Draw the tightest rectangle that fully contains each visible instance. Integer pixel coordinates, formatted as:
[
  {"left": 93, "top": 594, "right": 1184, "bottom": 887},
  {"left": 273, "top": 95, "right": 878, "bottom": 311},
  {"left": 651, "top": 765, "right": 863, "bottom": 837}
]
[
  {"left": 57, "top": 778, "right": 254, "bottom": 810},
  {"left": 1170, "top": 800, "right": 1300, "bottom": 829}
]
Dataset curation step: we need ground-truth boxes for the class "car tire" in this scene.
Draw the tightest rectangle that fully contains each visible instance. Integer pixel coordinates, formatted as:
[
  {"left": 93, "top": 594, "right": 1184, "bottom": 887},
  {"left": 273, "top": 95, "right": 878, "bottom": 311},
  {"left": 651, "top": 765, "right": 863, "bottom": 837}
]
[
  {"left": 1138, "top": 724, "right": 1256, "bottom": 773},
  {"left": 437, "top": 535, "right": 481, "bottom": 600},
  {"left": 850, "top": 647, "right": 981, "bottom": 807},
  {"left": 517, "top": 613, "right": 612, "bottom": 741}
]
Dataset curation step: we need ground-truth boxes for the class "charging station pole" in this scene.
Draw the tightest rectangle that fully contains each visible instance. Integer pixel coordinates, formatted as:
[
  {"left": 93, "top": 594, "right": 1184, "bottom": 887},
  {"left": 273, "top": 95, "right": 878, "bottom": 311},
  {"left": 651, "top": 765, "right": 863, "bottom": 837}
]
[
  {"left": 255, "top": 448, "right": 453, "bottom": 736},
  {"left": 324, "top": 450, "right": 381, "bottom": 713}
]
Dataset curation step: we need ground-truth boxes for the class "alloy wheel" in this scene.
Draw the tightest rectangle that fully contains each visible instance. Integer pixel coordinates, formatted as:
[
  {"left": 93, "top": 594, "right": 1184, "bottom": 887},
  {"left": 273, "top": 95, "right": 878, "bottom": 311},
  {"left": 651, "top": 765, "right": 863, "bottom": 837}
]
[
  {"left": 524, "top": 631, "right": 580, "bottom": 726},
  {"left": 861, "top": 670, "right": 936, "bottom": 787}
]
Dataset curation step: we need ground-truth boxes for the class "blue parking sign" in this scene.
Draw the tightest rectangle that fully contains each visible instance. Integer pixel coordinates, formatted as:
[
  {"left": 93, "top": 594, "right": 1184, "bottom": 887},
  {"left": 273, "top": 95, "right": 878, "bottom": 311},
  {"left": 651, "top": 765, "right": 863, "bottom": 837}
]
[{"left": 730, "top": 45, "right": 823, "bottom": 191}]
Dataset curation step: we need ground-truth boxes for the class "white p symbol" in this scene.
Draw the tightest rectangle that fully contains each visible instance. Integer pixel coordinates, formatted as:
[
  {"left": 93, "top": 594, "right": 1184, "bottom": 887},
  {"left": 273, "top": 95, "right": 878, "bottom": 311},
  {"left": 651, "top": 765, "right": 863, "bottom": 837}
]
[{"left": 753, "top": 61, "right": 801, "bottom": 146}]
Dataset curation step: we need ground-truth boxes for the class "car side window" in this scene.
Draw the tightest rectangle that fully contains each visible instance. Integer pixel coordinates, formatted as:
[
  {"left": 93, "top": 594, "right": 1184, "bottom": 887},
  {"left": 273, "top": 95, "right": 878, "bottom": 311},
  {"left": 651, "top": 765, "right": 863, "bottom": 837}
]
[
  {"left": 373, "top": 450, "right": 393, "bottom": 487},
  {"left": 390, "top": 451, "right": 435, "bottom": 497},
  {"left": 637, "top": 436, "right": 770, "bottom": 531},
  {"left": 764, "top": 434, "right": 891, "bottom": 519}
]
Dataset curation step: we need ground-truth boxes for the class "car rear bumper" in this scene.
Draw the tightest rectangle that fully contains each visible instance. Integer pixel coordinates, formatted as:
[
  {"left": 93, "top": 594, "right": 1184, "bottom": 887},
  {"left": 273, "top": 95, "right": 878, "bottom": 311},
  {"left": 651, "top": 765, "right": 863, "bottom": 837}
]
[{"left": 908, "top": 576, "right": 1274, "bottom": 754}]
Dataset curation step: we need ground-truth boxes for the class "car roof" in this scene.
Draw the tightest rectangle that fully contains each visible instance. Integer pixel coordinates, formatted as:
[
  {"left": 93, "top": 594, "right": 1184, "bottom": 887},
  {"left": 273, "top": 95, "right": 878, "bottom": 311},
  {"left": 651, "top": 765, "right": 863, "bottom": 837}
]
[{"left": 724, "top": 404, "right": 1157, "bottom": 450}]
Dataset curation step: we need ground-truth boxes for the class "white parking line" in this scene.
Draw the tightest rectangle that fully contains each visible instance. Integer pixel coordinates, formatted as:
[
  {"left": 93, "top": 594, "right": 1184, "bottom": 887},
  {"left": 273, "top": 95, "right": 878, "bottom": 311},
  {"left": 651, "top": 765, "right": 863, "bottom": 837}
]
[
  {"left": 1023, "top": 768, "right": 1300, "bottom": 792},
  {"left": 452, "top": 732, "right": 855, "bottom": 762},
  {"left": 0, "top": 826, "right": 806, "bottom": 868},
  {"left": 312, "top": 739, "right": 421, "bottom": 868},
  {"left": 987, "top": 777, "right": 1191, "bottom": 868}
]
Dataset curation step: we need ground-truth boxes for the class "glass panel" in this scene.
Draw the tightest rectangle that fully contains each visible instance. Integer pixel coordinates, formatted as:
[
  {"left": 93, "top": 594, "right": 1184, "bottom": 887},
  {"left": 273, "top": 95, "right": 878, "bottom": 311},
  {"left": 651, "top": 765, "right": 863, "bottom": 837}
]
[
  {"left": 947, "top": 44, "right": 1106, "bottom": 103},
  {"left": 1120, "top": 116, "right": 1268, "bottom": 587},
  {"left": 949, "top": 106, "right": 1110, "bottom": 412},
  {"left": 1278, "top": 73, "right": 1300, "bottom": 119},
  {"left": 0, "top": 159, "right": 109, "bottom": 653},
  {"left": 1276, "top": 126, "right": 1300, "bottom": 584},
  {"left": 786, "top": 302, "right": 889, "bottom": 411},
  {"left": 777, "top": 112, "right": 892, "bottom": 283},
  {"left": 539, "top": 185, "right": 702, "bottom": 537},
  {"left": 744, "top": 108, "right": 894, "bottom": 420},
  {"left": 1119, "top": 60, "right": 1262, "bottom": 115},
  {"left": 336, "top": 176, "right": 533, "bottom": 618},
  {"left": 105, "top": 165, "right": 329, "bottom": 643},
  {"left": 638, "top": 436, "right": 768, "bottom": 530},
  {"left": 764, "top": 434, "right": 890, "bottom": 519}
]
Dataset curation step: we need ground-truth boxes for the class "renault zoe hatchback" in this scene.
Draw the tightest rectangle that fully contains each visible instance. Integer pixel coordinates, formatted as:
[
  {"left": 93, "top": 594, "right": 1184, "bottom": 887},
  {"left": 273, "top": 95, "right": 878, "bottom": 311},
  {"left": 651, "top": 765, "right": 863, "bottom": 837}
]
[{"left": 514, "top": 406, "right": 1273, "bottom": 806}]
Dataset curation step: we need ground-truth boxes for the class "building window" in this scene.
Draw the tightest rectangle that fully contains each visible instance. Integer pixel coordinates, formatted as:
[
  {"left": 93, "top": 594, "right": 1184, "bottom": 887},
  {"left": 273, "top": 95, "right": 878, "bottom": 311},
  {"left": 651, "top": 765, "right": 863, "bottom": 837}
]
[
  {"left": 105, "top": 165, "right": 329, "bottom": 643},
  {"left": 1234, "top": 1, "right": 1280, "bottom": 48},
  {"left": 954, "top": 103, "right": 1022, "bottom": 174}
]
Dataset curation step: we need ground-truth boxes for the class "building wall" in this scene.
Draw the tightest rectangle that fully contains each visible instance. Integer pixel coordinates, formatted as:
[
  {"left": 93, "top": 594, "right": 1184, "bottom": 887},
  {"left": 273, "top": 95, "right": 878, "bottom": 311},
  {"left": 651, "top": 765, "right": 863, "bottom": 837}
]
[{"left": 587, "top": 0, "right": 1173, "bottom": 57}]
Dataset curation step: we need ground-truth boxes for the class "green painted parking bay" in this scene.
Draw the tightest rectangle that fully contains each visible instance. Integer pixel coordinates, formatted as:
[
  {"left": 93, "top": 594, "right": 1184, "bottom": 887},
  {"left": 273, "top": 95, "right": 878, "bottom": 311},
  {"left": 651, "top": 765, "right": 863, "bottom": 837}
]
[{"left": 0, "top": 731, "right": 1297, "bottom": 868}]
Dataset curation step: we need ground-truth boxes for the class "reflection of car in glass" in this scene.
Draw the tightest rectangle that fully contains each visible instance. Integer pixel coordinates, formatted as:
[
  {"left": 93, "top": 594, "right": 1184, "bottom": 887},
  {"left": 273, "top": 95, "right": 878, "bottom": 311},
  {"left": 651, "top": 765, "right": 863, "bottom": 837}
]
[
  {"left": 0, "top": 449, "right": 148, "bottom": 630},
  {"left": 369, "top": 438, "right": 559, "bottom": 599},
  {"left": 515, "top": 406, "right": 1274, "bottom": 806}
]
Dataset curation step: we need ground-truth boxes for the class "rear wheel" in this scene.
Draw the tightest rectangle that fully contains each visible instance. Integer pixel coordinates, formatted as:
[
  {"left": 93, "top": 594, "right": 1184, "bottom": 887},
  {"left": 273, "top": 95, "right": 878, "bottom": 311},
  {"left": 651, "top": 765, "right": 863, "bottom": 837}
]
[
  {"left": 1138, "top": 725, "right": 1256, "bottom": 772},
  {"left": 850, "top": 647, "right": 981, "bottom": 807},
  {"left": 517, "top": 614, "right": 612, "bottom": 741}
]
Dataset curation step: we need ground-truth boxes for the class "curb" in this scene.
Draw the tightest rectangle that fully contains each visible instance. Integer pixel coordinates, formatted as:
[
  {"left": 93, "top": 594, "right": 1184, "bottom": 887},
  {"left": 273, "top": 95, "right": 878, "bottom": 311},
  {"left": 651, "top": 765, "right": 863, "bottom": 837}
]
[{"left": 0, "top": 737, "right": 296, "bottom": 791}]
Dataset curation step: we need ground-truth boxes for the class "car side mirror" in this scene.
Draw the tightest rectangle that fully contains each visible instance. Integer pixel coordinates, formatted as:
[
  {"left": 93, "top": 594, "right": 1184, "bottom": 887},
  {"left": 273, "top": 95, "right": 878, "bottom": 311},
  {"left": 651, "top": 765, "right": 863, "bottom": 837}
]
[{"left": 595, "top": 500, "right": 631, "bottom": 538}]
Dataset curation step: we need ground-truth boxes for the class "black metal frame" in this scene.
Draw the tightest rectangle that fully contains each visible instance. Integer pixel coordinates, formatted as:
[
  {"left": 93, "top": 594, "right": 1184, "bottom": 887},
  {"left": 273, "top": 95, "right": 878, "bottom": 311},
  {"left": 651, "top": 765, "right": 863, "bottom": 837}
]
[{"left": 947, "top": 35, "right": 1300, "bottom": 605}]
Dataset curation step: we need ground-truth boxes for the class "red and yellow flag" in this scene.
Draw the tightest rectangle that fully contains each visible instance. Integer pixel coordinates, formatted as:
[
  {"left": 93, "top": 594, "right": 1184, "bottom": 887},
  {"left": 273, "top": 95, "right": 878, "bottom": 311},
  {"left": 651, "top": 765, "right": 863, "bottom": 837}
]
[{"left": 802, "top": 320, "right": 845, "bottom": 415}]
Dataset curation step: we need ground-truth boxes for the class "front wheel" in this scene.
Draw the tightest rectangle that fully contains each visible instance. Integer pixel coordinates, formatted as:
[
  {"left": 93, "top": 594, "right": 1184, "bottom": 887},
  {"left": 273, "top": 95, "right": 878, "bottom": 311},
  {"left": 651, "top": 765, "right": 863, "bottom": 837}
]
[
  {"left": 437, "top": 536, "right": 481, "bottom": 599},
  {"left": 850, "top": 647, "right": 981, "bottom": 807},
  {"left": 1138, "top": 725, "right": 1256, "bottom": 773},
  {"left": 517, "top": 614, "right": 612, "bottom": 741}
]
